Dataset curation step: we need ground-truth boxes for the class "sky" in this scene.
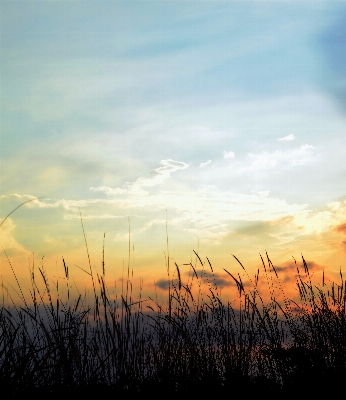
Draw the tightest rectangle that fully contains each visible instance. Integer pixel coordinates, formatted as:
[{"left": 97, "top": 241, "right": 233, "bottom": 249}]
[{"left": 1, "top": 0, "right": 346, "bottom": 303}]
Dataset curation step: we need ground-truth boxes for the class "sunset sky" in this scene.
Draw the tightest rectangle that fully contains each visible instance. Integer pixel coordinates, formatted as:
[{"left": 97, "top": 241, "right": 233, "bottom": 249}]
[{"left": 1, "top": 1, "right": 346, "bottom": 301}]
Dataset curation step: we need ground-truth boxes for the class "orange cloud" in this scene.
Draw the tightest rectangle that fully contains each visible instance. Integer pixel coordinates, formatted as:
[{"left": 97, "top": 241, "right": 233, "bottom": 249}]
[{"left": 335, "top": 223, "right": 346, "bottom": 234}]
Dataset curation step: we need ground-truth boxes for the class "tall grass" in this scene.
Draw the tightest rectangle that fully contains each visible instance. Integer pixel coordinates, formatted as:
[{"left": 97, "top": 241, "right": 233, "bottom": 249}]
[
  {"left": 1, "top": 242, "right": 345, "bottom": 397},
  {"left": 0, "top": 204, "right": 345, "bottom": 396}
]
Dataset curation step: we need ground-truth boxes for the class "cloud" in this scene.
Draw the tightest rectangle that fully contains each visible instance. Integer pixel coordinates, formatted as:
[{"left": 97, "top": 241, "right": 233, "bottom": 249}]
[
  {"left": 298, "top": 203, "right": 346, "bottom": 236},
  {"left": 91, "top": 159, "right": 189, "bottom": 196},
  {"left": 0, "top": 194, "right": 72, "bottom": 210},
  {"left": 200, "top": 160, "right": 212, "bottom": 167},
  {"left": 135, "top": 159, "right": 189, "bottom": 187},
  {"left": 235, "top": 221, "right": 273, "bottom": 237},
  {"left": 88, "top": 185, "right": 309, "bottom": 242},
  {"left": 229, "top": 200, "right": 346, "bottom": 245},
  {"left": 212, "top": 277, "right": 233, "bottom": 288},
  {"left": 156, "top": 268, "right": 233, "bottom": 290},
  {"left": 277, "top": 134, "right": 294, "bottom": 141},
  {"left": 273, "top": 259, "right": 324, "bottom": 275},
  {"left": 246, "top": 144, "right": 317, "bottom": 171},
  {"left": 0, "top": 218, "right": 30, "bottom": 255},
  {"left": 155, "top": 279, "right": 171, "bottom": 290},
  {"left": 335, "top": 223, "right": 346, "bottom": 234},
  {"left": 90, "top": 183, "right": 343, "bottom": 244},
  {"left": 5, "top": 169, "right": 345, "bottom": 247},
  {"left": 187, "top": 269, "right": 233, "bottom": 288},
  {"left": 223, "top": 151, "right": 235, "bottom": 159},
  {"left": 300, "top": 144, "right": 315, "bottom": 150}
]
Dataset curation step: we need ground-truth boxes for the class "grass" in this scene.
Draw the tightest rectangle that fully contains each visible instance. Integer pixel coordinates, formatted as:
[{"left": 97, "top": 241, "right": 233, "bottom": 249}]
[
  {"left": 1, "top": 248, "right": 345, "bottom": 398},
  {"left": 0, "top": 208, "right": 345, "bottom": 397}
]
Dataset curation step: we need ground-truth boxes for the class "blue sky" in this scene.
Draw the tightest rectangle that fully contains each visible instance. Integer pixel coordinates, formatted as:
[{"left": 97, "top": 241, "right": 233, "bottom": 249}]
[{"left": 1, "top": 1, "right": 346, "bottom": 291}]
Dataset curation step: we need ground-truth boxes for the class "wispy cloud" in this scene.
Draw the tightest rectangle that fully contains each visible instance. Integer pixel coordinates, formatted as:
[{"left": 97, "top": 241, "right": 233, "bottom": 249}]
[
  {"left": 134, "top": 159, "right": 189, "bottom": 187},
  {"left": 277, "top": 134, "right": 295, "bottom": 141},
  {"left": 91, "top": 159, "right": 189, "bottom": 196},
  {"left": 200, "top": 160, "right": 212, "bottom": 167},
  {"left": 246, "top": 144, "right": 317, "bottom": 170}
]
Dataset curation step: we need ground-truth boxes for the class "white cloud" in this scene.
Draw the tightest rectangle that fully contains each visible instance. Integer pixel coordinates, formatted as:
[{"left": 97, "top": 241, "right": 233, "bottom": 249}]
[
  {"left": 223, "top": 151, "right": 235, "bottom": 159},
  {"left": 91, "top": 159, "right": 189, "bottom": 196},
  {"left": 6, "top": 153, "right": 342, "bottom": 246},
  {"left": 0, "top": 218, "right": 30, "bottom": 254},
  {"left": 0, "top": 194, "right": 72, "bottom": 212},
  {"left": 134, "top": 159, "right": 189, "bottom": 187},
  {"left": 245, "top": 144, "right": 317, "bottom": 171},
  {"left": 87, "top": 183, "right": 310, "bottom": 242},
  {"left": 289, "top": 199, "right": 346, "bottom": 237},
  {"left": 277, "top": 134, "right": 295, "bottom": 141},
  {"left": 300, "top": 143, "right": 315, "bottom": 150},
  {"left": 200, "top": 160, "right": 212, "bottom": 167}
]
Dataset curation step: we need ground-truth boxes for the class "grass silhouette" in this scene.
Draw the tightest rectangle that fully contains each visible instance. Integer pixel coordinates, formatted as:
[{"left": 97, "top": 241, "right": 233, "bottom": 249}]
[{"left": 0, "top": 206, "right": 345, "bottom": 398}]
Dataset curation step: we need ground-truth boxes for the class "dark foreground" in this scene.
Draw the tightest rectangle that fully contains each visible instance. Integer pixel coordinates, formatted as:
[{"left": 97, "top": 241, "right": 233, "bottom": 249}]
[
  {"left": 1, "top": 253, "right": 345, "bottom": 399},
  {"left": 2, "top": 371, "right": 344, "bottom": 399}
]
